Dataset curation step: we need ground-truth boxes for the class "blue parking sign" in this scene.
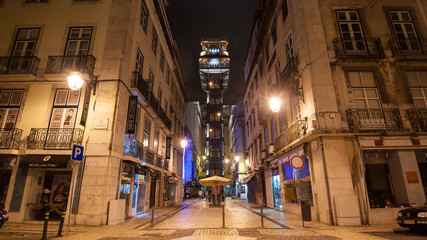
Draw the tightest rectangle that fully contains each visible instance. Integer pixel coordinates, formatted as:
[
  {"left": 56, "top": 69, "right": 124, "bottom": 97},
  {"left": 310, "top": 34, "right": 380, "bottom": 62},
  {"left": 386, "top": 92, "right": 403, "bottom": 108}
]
[{"left": 72, "top": 145, "right": 84, "bottom": 161}]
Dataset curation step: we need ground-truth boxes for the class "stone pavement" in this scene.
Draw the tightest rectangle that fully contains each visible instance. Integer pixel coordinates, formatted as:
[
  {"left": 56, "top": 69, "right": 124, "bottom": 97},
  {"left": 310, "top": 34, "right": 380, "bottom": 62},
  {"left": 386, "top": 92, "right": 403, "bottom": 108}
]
[{"left": 0, "top": 199, "right": 425, "bottom": 240}]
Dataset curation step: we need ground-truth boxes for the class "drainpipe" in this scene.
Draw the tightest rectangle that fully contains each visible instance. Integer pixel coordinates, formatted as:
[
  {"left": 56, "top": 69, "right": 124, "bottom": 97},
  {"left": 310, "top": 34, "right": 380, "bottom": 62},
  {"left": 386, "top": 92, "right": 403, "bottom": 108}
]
[{"left": 320, "top": 136, "right": 334, "bottom": 225}]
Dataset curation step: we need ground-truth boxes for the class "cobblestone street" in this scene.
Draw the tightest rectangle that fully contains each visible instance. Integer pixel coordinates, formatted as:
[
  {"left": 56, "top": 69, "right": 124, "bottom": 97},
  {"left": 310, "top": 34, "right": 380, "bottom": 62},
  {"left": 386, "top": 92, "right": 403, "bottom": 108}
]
[{"left": 0, "top": 199, "right": 425, "bottom": 240}]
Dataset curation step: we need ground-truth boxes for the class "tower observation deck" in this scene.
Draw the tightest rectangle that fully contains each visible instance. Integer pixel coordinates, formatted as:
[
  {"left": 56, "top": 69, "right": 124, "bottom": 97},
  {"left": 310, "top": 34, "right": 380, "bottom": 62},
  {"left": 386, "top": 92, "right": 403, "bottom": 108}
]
[{"left": 199, "top": 38, "right": 230, "bottom": 177}]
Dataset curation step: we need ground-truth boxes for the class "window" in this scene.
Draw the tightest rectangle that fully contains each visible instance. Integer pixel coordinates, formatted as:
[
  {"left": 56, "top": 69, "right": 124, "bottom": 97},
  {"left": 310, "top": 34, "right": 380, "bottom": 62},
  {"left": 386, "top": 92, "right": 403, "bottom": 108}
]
[
  {"left": 270, "top": 118, "right": 276, "bottom": 139},
  {"left": 285, "top": 35, "right": 294, "bottom": 63},
  {"left": 209, "top": 112, "right": 221, "bottom": 121},
  {"left": 291, "top": 94, "right": 301, "bottom": 122},
  {"left": 148, "top": 70, "right": 154, "bottom": 92},
  {"left": 27, "top": 0, "right": 48, "bottom": 3},
  {"left": 163, "top": 99, "right": 168, "bottom": 112},
  {"left": 140, "top": 1, "right": 149, "bottom": 33},
  {"left": 157, "top": 87, "right": 162, "bottom": 106},
  {"left": 264, "top": 127, "right": 269, "bottom": 146},
  {"left": 282, "top": 0, "right": 288, "bottom": 22},
  {"left": 336, "top": 10, "right": 366, "bottom": 52},
  {"left": 135, "top": 48, "right": 144, "bottom": 76},
  {"left": 49, "top": 89, "right": 80, "bottom": 129},
  {"left": 0, "top": 90, "right": 23, "bottom": 129},
  {"left": 65, "top": 27, "right": 92, "bottom": 56},
  {"left": 143, "top": 117, "right": 151, "bottom": 147},
  {"left": 388, "top": 10, "right": 420, "bottom": 51},
  {"left": 152, "top": 29, "right": 158, "bottom": 55},
  {"left": 275, "top": 60, "right": 281, "bottom": 84},
  {"left": 254, "top": 72, "right": 258, "bottom": 89},
  {"left": 159, "top": 48, "right": 164, "bottom": 72},
  {"left": 407, "top": 71, "right": 427, "bottom": 108},
  {"left": 10, "top": 28, "right": 40, "bottom": 71},
  {"left": 349, "top": 71, "right": 380, "bottom": 108},
  {"left": 166, "top": 65, "right": 170, "bottom": 85},
  {"left": 211, "top": 128, "right": 221, "bottom": 139},
  {"left": 271, "top": 20, "right": 277, "bottom": 44},
  {"left": 154, "top": 128, "right": 159, "bottom": 153}
]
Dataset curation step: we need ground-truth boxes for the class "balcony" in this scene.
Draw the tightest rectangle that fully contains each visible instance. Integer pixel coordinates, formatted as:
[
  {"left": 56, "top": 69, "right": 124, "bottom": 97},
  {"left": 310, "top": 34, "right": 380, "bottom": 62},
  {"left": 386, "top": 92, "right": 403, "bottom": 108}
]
[
  {"left": 389, "top": 38, "right": 427, "bottom": 57},
  {"left": 0, "top": 56, "right": 40, "bottom": 76},
  {"left": 123, "top": 134, "right": 145, "bottom": 160},
  {"left": 274, "top": 132, "right": 286, "bottom": 151},
  {"left": 346, "top": 108, "right": 403, "bottom": 131},
  {"left": 408, "top": 108, "right": 427, "bottom": 131},
  {"left": 280, "top": 57, "right": 298, "bottom": 85},
  {"left": 333, "top": 37, "right": 384, "bottom": 59},
  {"left": 286, "top": 120, "right": 308, "bottom": 144},
  {"left": 145, "top": 148, "right": 155, "bottom": 165},
  {"left": 155, "top": 153, "right": 164, "bottom": 168},
  {"left": 131, "top": 72, "right": 150, "bottom": 101},
  {"left": 0, "top": 128, "right": 23, "bottom": 150},
  {"left": 45, "top": 55, "right": 96, "bottom": 75},
  {"left": 163, "top": 158, "right": 169, "bottom": 171},
  {"left": 27, "top": 128, "right": 84, "bottom": 150}
]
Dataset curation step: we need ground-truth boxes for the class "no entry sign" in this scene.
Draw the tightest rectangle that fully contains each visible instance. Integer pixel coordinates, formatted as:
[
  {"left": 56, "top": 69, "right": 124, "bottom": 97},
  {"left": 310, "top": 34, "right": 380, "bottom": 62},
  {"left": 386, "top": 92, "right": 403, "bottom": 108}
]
[{"left": 290, "top": 155, "right": 304, "bottom": 170}]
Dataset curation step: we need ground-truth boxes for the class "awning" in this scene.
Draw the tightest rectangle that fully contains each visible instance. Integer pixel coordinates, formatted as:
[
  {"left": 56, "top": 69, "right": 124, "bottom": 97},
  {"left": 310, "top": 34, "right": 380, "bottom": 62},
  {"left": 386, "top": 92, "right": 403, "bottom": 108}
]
[
  {"left": 20, "top": 155, "right": 70, "bottom": 168},
  {"left": 123, "top": 160, "right": 150, "bottom": 175},
  {"left": 242, "top": 172, "right": 257, "bottom": 184}
]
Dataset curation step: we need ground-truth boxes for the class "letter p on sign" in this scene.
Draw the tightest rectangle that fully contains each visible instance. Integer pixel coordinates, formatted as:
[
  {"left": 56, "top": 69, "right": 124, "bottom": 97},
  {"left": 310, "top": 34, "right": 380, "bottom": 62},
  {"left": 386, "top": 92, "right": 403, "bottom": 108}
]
[{"left": 72, "top": 145, "right": 84, "bottom": 161}]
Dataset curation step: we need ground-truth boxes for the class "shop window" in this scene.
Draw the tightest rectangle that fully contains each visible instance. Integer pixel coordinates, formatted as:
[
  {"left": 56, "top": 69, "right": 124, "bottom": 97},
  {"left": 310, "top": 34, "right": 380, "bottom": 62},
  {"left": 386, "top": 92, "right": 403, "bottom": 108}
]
[
  {"left": 0, "top": 89, "right": 23, "bottom": 129},
  {"left": 282, "top": 157, "right": 313, "bottom": 205},
  {"left": 272, "top": 168, "right": 282, "bottom": 210},
  {"left": 134, "top": 173, "right": 146, "bottom": 213},
  {"left": 120, "top": 164, "right": 133, "bottom": 216}
]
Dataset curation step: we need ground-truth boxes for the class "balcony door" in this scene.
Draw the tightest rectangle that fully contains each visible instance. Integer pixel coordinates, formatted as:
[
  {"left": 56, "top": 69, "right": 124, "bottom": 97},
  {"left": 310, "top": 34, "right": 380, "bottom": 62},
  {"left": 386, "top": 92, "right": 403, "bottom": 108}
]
[
  {"left": 10, "top": 28, "right": 40, "bottom": 72},
  {"left": 336, "top": 10, "right": 366, "bottom": 52},
  {"left": 0, "top": 90, "right": 23, "bottom": 149},
  {"left": 407, "top": 71, "right": 427, "bottom": 108},
  {"left": 46, "top": 89, "right": 80, "bottom": 149},
  {"left": 63, "top": 27, "right": 93, "bottom": 71},
  {"left": 388, "top": 11, "right": 420, "bottom": 51}
]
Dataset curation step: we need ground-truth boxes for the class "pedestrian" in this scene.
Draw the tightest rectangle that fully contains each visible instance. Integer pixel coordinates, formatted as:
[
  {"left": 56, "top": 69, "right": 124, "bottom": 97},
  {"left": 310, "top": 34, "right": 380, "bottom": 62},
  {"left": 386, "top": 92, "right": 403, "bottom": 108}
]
[{"left": 198, "top": 190, "right": 202, "bottom": 200}]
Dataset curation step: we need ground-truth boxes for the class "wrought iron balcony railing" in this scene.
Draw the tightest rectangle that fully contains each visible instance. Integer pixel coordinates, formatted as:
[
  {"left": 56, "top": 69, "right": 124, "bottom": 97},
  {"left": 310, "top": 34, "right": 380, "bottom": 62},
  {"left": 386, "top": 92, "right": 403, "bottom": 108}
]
[
  {"left": 286, "top": 120, "right": 308, "bottom": 144},
  {"left": 155, "top": 153, "right": 163, "bottom": 168},
  {"left": 0, "top": 56, "right": 40, "bottom": 76},
  {"left": 27, "top": 128, "right": 84, "bottom": 150},
  {"left": 45, "top": 55, "right": 96, "bottom": 75},
  {"left": 388, "top": 38, "right": 427, "bottom": 56},
  {"left": 131, "top": 72, "right": 150, "bottom": 101},
  {"left": 145, "top": 148, "right": 155, "bottom": 165},
  {"left": 346, "top": 108, "right": 403, "bottom": 131},
  {"left": 408, "top": 108, "right": 427, "bottom": 131},
  {"left": 123, "top": 134, "right": 145, "bottom": 160},
  {"left": 280, "top": 57, "right": 298, "bottom": 85},
  {"left": 333, "top": 37, "right": 384, "bottom": 59},
  {"left": 0, "top": 128, "right": 23, "bottom": 150},
  {"left": 274, "top": 132, "right": 286, "bottom": 152}
]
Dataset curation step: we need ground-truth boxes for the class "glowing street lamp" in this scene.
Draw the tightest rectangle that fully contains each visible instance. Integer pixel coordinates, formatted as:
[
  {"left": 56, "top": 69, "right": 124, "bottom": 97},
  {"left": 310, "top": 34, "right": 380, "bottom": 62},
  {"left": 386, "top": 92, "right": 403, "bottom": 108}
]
[
  {"left": 269, "top": 98, "right": 281, "bottom": 113},
  {"left": 235, "top": 155, "right": 240, "bottom": 162},
  {"left": 180, "top": 139, "right": 188, "bottom": 148},
  {"left": 67, "top": 72, "right": 84, "bottom": 90},
  {"left": 225, "top": 158, "right": 229, "bottom": 163},
  {"left": 202, "top": 155, "right": 207, "bottom": 160}
]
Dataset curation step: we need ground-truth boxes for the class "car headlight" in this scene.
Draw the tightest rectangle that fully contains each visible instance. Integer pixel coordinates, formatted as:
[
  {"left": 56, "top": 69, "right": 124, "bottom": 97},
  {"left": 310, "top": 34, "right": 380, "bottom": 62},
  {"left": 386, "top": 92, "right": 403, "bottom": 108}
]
[
  {"left": 417, "top": 212, "right": 427, "bottom": 218},
  {"left": 398, "top": 212, "right": 403, "bottom": 217}
]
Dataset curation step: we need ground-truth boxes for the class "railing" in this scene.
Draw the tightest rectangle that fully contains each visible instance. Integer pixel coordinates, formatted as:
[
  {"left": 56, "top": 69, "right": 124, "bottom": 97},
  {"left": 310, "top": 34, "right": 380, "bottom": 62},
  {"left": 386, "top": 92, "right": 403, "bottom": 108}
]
[
  {"left": 199, "top": 62, "right": 230, "bottom": 69},
  {"left": 280, "top": 57, "right": 298, "bottom": 84},
  {"left": 145, "top": 148, "right": 155, "bottom": 165},
  {"left": 0, "top": 56, "right": 40, "bottom": 76},
  {"left": 388, "top": 38, "right": 427, "bottom": 56},
  {"left": 0, "top": 128, "right": 23, "bottom": 149},
  {"left": 27, "top": 128, "right": 84, "bottom": 150},
  {"left": 286, "top": 120, "right": 308, "bottom": 144},
  {"left": 274, "top": 132, "right": 286, "bottom": 152},
  {"left": 408, "top": 108, "right": 427, "bottom": 131},
  {"left": 131, "top": 72, "right": 150, "bottom": 101},
  {"left": 346, "top": 108, "right": 403, "bottom": 131},
  {"left": 123, "top": 134, "right": 145, "bottom": 160},
  {"left": 45, "top": 55, "right": 96, "bottom": 75},
  {"left": 155, "top": 154, "right": 163, "bottom": 168},
  {"left": 333, "top": 37, "right": 384, "bottom": 58},
  {"left": 163, "top": 158, "right": 169, "bottom": 171}
]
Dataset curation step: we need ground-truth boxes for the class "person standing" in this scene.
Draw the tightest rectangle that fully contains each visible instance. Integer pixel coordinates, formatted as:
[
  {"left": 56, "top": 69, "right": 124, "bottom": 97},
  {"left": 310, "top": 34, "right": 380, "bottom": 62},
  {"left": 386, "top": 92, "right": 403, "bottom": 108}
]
[{"left": 198, "top": 190, "right": 202, "bottom": 200}]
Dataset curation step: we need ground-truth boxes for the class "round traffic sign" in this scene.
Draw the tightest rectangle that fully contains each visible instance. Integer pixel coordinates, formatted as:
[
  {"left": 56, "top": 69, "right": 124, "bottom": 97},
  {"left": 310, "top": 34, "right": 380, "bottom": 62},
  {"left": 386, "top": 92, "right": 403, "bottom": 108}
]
[{"left": 290, "top": 156, "right": 305, "bottom": 169}]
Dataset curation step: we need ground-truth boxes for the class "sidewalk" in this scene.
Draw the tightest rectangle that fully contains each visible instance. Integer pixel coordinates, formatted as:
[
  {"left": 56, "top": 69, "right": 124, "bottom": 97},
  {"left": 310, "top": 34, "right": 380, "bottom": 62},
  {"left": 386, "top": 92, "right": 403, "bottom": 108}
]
[{"left": 233, "top": 199, "right": 408, "bottom": 240}]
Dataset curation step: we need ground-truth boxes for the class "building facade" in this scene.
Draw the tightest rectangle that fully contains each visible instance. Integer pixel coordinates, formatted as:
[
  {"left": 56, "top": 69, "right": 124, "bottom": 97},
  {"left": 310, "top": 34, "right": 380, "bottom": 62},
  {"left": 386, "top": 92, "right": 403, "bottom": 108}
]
[
  {"left": 243, "top": 0, "right": 427, "bottom": 225},
  {"left": 199, "top": 38, "right": 230, "bottom": 177},
  {"left": 0, "top": 0, "right": 186, "bottom": 225}
]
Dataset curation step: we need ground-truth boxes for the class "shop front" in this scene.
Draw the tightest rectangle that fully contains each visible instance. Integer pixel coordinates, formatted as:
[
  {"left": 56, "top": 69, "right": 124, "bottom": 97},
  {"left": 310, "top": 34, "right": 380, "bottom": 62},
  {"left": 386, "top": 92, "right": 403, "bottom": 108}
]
[
  {"left": 271, "top": 167, "right": 282, "bottom": 210},
  {"left": 121, "top": 161, "right": 148, "bottom": 216},
  {"left": 0, "top": 155, "right": 16, "bottom": 205},
  {"left": 8, "top": 154, "right": 73, "bottom": 222}
]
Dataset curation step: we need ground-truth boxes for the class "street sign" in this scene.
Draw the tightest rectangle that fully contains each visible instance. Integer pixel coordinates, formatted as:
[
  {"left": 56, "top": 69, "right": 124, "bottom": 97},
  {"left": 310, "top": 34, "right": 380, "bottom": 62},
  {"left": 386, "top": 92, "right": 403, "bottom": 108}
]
[
  {"left": 290, "top": 155, "right": 304, "bottom": 170},
  {"left": 71, "top": 144, "right": 84, "bottom": 161}
]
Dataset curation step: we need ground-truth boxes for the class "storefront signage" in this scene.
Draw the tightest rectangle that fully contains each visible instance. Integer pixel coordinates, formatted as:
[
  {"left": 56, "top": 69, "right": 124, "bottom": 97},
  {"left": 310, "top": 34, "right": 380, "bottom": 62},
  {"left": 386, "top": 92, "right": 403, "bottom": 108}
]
[
  {"left": 20, "top": 155, "right": 70, "bottom": 168},
  {"left": 290, "top": 155, "right": 305, "bottom": 170},
  {"left": 166, "top": 137, "right": 171, "bottom": 159},
  {"left": 126, "top": 96, "right": 138, "bottom": 134},
  {"left": 80, "top": 80, "right": 92, "bottom": 126}
]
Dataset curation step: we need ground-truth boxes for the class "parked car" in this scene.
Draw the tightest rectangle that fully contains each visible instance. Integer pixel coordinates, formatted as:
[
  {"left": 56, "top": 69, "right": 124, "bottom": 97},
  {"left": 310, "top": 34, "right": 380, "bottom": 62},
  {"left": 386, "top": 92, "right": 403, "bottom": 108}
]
[{"left": 396, "top": 203, "right": 427, "bottom": 233}]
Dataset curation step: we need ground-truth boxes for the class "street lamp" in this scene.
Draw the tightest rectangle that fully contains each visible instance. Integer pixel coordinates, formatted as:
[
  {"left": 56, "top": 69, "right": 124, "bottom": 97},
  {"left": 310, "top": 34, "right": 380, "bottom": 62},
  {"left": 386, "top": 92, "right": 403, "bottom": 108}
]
[
  {"left": 181, "top": 139, "right": 188, "bottom": 148},
  {"left": 67, "top": 72, "right": 84, "bottom": 90},
  {"left": 269, "top": 98, "right": 281, "bottom": 113},
  {"left": 225, "top": 158, "right": 229, "bottom": 163},
  {"left": 235, "top": 155, "right": 240, "bottom": 162}
]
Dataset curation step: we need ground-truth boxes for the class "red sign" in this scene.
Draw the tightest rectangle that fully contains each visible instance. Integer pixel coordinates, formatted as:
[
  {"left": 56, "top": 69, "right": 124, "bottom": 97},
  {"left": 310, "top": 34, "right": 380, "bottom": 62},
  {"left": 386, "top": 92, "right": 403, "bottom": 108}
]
[{"left": 290, "top": 156, "right": 305, "bottom": 170}]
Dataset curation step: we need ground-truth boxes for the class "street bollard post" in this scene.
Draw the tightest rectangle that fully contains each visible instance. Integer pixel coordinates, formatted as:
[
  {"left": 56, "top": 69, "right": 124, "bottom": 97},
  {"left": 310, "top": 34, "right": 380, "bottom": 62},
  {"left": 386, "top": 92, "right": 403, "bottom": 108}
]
[
  {"left": 57, "top": 211, "right": 66, "bottom": 237},
  {"left": 222, "top": 204, "right": 225, "bottom": 228},
  {"left": 41, "top": 205, "right": 50, "bottom": 240},
  {"left": 260, "top": 204, "right": 264, "bottom": 228},
  {"left": 151, "top": 207, "right": 155, "bottom": 228}
]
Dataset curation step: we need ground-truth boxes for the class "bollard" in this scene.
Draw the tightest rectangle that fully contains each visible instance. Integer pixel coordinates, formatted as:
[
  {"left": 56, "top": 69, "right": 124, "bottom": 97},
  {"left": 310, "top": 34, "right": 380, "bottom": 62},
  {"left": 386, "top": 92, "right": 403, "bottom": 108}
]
[
  {"left": 260, "top": 204, "right": 264, "bottom": 228},
  {"left": 222, "top": 205, "right": 225, "bottom": 228},
  {"left": 57, "top": 211, "right": 66, "bottom": 237},
  {"left": 41, "top": 206, "right": 49, "bottom": 240},
  {"left": 151, "top": 207, "right": 155, "bottom": 228}
]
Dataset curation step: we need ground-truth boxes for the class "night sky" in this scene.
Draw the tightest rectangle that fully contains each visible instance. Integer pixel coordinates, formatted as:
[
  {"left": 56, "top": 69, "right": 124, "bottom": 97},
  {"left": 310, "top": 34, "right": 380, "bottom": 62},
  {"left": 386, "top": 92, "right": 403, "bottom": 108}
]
[{"left": 166, "top": 0, "right": 260, "bottom": 104}]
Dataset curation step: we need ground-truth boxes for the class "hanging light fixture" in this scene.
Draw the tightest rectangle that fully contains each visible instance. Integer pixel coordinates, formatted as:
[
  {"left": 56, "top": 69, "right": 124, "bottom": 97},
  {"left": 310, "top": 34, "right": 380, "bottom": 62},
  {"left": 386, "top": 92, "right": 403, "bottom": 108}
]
[
  {"left": 269, "top": 98, "right": 281, "bottom": 113},
  {"left": 67, "top": 72, "right": 84, "bottom": 90}
]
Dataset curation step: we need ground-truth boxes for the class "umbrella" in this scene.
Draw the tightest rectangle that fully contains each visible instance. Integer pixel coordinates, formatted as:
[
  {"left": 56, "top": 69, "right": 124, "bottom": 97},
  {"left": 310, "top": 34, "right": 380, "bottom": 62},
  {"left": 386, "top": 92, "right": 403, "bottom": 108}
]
[{"left": 199, "top": 176, "right": 232, "bottom": 187}]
